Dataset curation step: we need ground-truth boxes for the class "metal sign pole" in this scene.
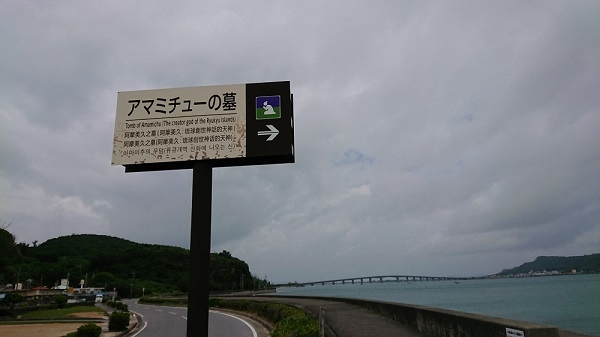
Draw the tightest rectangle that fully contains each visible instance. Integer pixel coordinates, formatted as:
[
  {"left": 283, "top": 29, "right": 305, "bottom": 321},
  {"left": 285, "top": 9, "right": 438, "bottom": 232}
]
[{"left": 187, "top": 161, "right": 213, "bottom": 337}]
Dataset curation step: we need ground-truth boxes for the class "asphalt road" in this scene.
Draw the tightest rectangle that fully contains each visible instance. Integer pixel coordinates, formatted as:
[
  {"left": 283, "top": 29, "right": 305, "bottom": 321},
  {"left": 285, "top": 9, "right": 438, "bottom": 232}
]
[{"left": 124, "top": 300, "right": 257, "bottom": 337}]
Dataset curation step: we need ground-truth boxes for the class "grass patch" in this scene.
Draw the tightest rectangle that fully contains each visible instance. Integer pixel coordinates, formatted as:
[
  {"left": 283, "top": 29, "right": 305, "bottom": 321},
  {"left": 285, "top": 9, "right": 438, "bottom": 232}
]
[{"left": 20, "top": 305, "right": 106, "bottom": 320}]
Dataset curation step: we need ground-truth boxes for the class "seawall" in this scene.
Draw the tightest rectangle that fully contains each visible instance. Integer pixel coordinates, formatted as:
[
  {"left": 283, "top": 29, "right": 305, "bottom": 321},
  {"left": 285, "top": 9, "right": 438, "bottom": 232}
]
[
  {"left": 261, "top": 295, "right": 565, "bottom": 337},
  {"left": 339, "top": 297, "right": 558, "bottom": 337}
]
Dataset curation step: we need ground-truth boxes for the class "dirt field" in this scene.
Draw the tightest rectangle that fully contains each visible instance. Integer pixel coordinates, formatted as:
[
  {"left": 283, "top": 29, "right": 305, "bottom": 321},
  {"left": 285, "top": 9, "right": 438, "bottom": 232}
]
[
  {"left": 0, "top": 322, "right": 89, "bottom": 337},
  {"left": 0, "top": 312, "right": 108, "bottom": 337}
]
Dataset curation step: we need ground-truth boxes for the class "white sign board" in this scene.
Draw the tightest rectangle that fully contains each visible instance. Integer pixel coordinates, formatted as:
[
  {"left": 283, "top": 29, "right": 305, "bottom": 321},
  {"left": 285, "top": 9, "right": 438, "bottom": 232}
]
[
  {"left": 506, "top": 327, "right": 525, "bottom": 337},
  {"left": 112, "top": 84, "right": 246, "bottom": 166},
  {"left": 112, "top": 81, "right": 294, "bottom": 172}
]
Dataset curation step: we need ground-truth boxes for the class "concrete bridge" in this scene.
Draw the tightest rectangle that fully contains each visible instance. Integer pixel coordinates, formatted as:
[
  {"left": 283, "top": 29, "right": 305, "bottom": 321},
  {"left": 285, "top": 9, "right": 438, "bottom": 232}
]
[{"left": 278, "top": 275, "right": 475, "bottom": 287}]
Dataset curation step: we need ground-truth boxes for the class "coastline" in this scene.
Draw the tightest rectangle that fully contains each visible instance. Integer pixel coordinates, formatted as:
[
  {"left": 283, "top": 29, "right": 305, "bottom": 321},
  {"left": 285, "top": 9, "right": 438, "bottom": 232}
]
[{"left": 273, "top": 274, "right": 600, "bottom": 335}]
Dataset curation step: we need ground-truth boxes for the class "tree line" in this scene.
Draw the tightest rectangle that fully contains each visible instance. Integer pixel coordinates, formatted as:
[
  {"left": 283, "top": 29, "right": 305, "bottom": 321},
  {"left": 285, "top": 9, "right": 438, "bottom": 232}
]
[{"left": 0, "top": 228, "right": 271, "bottom": 296}]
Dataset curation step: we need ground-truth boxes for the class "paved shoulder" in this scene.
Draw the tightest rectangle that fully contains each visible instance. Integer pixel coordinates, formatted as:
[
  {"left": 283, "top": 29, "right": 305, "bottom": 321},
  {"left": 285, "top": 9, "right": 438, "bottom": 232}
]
[{"left": 227, "top": 296, "right": 425, "bottom": 337}]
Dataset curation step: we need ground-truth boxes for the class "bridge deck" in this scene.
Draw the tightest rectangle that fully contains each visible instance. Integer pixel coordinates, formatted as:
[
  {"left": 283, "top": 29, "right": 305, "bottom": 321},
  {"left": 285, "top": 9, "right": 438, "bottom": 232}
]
[{"left": 276, "top": 275, "right": 474, "bottom": 287}]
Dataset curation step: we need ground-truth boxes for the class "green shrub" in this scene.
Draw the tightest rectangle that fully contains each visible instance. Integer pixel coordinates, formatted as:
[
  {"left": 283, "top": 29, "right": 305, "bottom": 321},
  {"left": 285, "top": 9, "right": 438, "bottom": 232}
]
[
  {"left": 106, "top": 300, "right": 128, "bottom": 312},
  {"left": 62, "top": 323, "right": 101, "bottom": 337},
  {"left": 273, "top": 314, "right": 319, "bottom": 337},
  {"left": 77, "top": 323, "right": 102, "bottom": 337},
  {"left": 53, "top": 295, "right": 68, "bottom": 309},
  {"left": 108, "top": 311, "right": 130, "bottom": 331},
  {"left": 115, "top": 301, "right": 128, "bottom": 312}
]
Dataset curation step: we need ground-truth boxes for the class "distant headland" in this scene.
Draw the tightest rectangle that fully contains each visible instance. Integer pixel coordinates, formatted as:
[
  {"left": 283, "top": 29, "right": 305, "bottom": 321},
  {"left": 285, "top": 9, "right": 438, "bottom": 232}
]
[{"left": 497, "top": 253, "right": 600, "bottom": 277}]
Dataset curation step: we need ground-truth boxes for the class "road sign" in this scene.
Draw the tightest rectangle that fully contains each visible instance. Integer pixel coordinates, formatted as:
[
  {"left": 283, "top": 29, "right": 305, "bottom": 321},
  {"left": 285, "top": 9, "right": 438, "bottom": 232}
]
[
  {"left": 112, "top": 81, "right": 294, "bottom": 172},
  {"left": 112, "top": 81, "right": 295, "bottom": 337}
]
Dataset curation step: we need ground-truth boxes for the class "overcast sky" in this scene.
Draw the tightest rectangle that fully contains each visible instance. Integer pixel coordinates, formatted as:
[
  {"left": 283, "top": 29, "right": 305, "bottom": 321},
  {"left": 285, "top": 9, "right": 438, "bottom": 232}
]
[{"left": 1, "top": 1, "right": 599, "bottom": 283}]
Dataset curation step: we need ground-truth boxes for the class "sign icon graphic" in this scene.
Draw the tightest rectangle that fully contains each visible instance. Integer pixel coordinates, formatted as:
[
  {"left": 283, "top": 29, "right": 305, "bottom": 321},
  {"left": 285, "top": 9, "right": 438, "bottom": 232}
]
[
  {"left": 257, "top": 125, "right": 279, "bottom": 141},
  {"left": 256, "top": 95, "right": 281, "bottom": 120}
]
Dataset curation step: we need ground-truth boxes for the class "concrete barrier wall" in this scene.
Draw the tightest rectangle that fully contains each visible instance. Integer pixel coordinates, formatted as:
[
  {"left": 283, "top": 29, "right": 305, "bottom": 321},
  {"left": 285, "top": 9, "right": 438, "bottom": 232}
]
[{"left": 289, "top": 296, "right": 559, "bottom": 337}]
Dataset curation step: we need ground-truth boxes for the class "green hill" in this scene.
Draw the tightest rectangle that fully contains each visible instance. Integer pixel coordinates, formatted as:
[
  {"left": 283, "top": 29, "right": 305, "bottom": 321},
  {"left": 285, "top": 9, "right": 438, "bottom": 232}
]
[
  {"left": 499, "top": 253, "right": 600, "bottom": 275},
  {"left": 31, "top": 234, "right": 136, "bottom": 262},
  {"left": 1, "top": 229, "right": 270, "bottom": 296}
]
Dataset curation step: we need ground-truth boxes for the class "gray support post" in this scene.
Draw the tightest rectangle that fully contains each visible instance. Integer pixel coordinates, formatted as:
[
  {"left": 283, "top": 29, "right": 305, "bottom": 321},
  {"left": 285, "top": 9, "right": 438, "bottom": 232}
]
[
  {"left": 187, "top": 162, "right": 213, "bottom": 337},
  {"left": 319, "top": 306, "right": 326, "bottom": 337}
]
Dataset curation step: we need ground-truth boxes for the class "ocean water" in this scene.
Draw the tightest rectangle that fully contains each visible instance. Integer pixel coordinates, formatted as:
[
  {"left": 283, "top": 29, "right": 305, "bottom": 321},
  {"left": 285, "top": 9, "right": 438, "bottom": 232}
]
[{"left": 275, "top": 274, "right": 600, "bottom": 336}]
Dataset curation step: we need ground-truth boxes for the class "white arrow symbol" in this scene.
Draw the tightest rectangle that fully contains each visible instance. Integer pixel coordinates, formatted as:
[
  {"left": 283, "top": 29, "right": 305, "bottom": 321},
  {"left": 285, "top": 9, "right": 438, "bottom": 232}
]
[{"left": 257, "top": 125, "right": 279, "bottom": 141}]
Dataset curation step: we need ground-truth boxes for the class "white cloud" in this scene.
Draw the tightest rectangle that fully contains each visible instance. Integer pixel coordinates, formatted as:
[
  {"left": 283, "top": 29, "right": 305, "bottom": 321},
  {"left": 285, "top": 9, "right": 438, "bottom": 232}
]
[
  {"left": 0, "top": 179, "right": 112, "bottom": 243},
  {"left": 47, "top": 195, "right": 106, "bottom": 220}
]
